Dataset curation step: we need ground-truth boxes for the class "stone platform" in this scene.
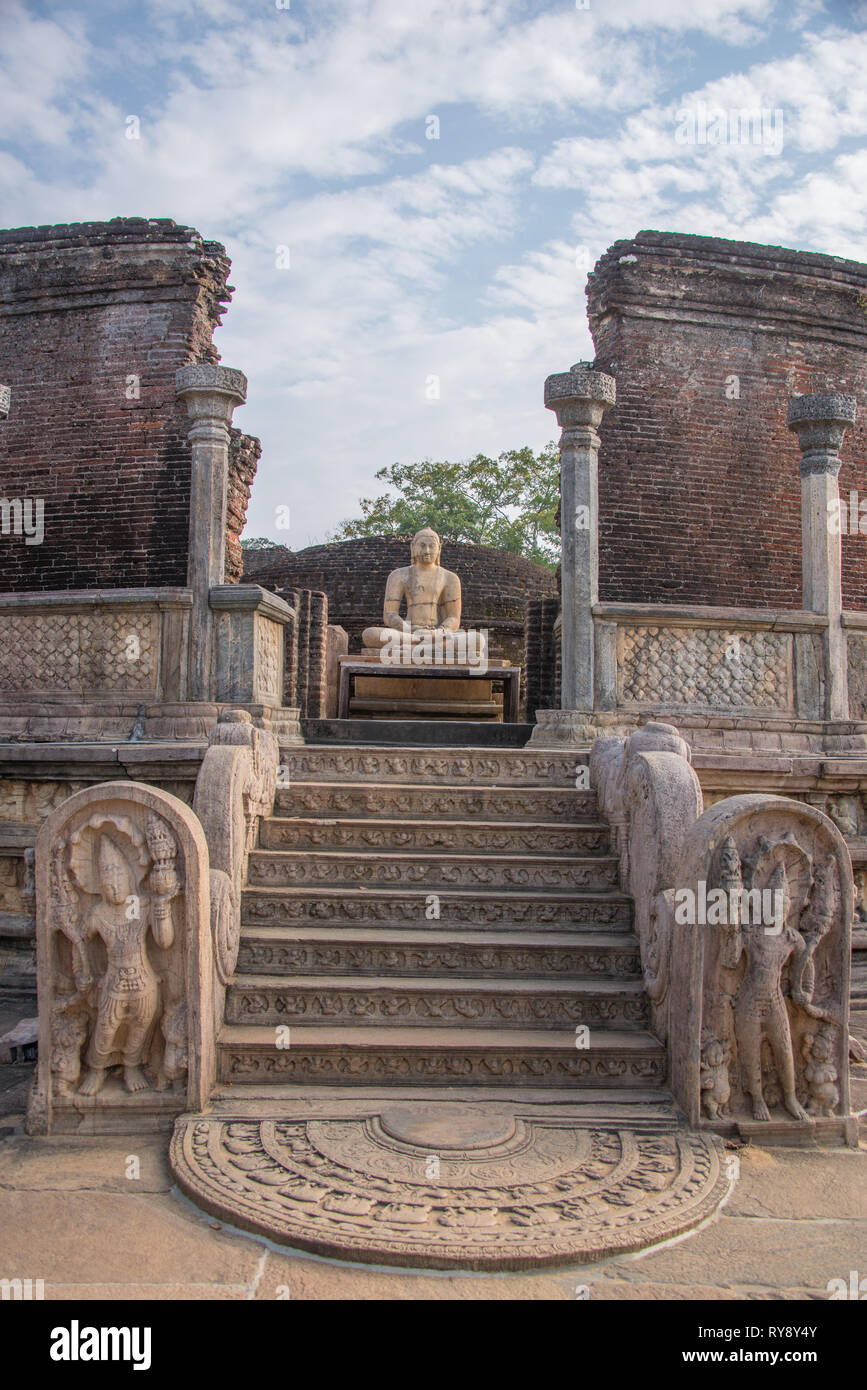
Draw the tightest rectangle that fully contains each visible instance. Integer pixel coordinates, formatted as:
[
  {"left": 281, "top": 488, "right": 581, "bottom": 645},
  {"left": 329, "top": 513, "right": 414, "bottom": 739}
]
[
  {"left": 170, "top": 1100, "right": 729, "bottom": 1271},
  {"left": 338, "top": 661, "right": 520, "bottom": 723}
]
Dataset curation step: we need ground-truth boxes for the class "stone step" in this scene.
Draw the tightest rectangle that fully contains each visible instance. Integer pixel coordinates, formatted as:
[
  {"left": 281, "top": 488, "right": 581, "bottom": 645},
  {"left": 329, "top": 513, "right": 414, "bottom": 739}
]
[
  {"left": 225, "top": 974, "right": 650, "bottom": 1030},
  {"left": 217, "top": 1025, "right": 667, "bottom": 1088},
  {"left": 206, "top": 1084, "right": 677, "bottom": 1115},
  {"left": 274, "top": 782, "right": 598, "bottom": 823},
  {"left": 246, "top": 849, "right": 620, "bottom": 893},
  {"left": 242, "top": 887, "right": 633, "bottom": 932},
  {"left": 237, "top": 927, "right": 641, "bottom": 980},
  {"left": 259, "top": 816, "right": 610, "bottom": 857},
  {"left": 278, "top": 745, "right": 589, "bottom": 787}
]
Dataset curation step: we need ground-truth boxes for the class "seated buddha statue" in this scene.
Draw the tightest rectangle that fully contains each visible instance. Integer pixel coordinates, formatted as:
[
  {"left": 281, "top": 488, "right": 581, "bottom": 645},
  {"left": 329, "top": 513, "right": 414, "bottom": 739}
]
[{"left": 361, "top": 527, "right": 486, "bottom": 664}]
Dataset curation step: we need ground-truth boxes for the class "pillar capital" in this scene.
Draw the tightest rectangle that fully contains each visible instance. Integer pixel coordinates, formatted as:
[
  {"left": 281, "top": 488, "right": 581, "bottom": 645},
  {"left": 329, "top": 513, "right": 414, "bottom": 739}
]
[
  {"left": 787, "top": 392, "right": 856, "bottom": 476},
  {"left": 544, "top": 362, "right": 616, "bottom": 436},
  {"left": 175, "top": 363, "right": 247, "bottom": 439}
]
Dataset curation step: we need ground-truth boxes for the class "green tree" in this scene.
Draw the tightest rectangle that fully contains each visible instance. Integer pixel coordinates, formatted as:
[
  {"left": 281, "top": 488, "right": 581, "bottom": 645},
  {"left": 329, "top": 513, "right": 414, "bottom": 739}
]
[{"left": 331, "top": 445, "right": 560, "bottom": 569}]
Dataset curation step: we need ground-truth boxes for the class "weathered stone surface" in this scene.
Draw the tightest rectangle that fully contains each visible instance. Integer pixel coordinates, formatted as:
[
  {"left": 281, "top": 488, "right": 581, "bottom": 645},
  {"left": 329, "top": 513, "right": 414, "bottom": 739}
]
[{"left": 171, "top": 1111, "right": 727, "bottom": 1270}]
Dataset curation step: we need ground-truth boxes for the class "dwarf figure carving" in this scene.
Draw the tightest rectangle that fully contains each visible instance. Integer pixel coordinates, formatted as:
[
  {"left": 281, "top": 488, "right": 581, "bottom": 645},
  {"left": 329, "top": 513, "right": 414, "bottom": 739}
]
[
  {"left": 722, "top": 862, "right": 809, "bottom": 1122},
  {"left": 801, "top": 1024, "right": 840, "bottom": 1117},
  {"left": 699, "top": 1029, "right": 731, "bottom": 1120}
]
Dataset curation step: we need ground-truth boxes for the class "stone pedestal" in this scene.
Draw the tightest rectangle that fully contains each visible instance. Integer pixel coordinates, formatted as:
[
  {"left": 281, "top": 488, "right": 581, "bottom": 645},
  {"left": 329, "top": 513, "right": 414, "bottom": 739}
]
[{"left": 209, "top": 584, "right": 294, "bottom": 707}]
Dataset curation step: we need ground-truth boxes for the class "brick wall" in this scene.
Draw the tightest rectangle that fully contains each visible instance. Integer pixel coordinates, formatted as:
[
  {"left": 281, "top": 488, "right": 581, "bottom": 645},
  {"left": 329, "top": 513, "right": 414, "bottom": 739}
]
[
  {"left": 587, "top": 231, "right": 867, "bottom": 609},
  {"left": 244, "top": 536, "right": 558, "bottom": 666},
  {"left": 523, "top": 596, "right": 560, "bottom": 720},
  {"left": 279, "top": 588, "right": 328, "bottom": 717},
  {"left": 0, "top": 218, "right": 258, "bottom": 593}
]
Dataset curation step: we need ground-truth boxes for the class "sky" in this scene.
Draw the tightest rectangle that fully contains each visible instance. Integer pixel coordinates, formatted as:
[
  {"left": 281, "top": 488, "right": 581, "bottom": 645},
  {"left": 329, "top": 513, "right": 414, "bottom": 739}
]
[{"left": 1, "top": 0, "right": 866, "bottom": 547}]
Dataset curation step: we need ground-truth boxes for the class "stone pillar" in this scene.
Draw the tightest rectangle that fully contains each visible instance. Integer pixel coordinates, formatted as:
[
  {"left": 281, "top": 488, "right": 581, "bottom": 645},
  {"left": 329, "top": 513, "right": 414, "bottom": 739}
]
[
  {"left": 787, "top": 392, "right": 857, "bottom": 721},
  {"left": 546, "top": 363, "right": 616, "bottom": 711},
  {"left": 0, "top": 386, "right": 10, "bottom": 420},
  {"left": 175, "top": 364, "right": 248, "bottom": 700}
]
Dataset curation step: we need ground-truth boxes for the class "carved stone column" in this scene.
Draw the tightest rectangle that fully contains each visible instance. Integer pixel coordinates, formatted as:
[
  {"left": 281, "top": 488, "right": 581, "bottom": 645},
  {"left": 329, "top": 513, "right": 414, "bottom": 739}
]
[
  {"left": 787, "top": 392, "right": 857, "bottom": 722},
  {"left": 0, "top": 385, "right": 10, "bottom": 420},
  {"left": 530, "top": 364, "right": 615, "bottom": 745},
  {"left": 175, "top": 364, "right": 248, "bottom": 701}
]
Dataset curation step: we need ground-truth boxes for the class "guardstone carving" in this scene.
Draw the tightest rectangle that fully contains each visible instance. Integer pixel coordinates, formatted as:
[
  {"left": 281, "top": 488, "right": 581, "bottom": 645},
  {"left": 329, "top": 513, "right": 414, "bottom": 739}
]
[
  {"left": 27, "top": 782, "right": 213, "bottom": 1134},
  {"left": 673, "top": 797, "right": 854, "bottom": 1138}
]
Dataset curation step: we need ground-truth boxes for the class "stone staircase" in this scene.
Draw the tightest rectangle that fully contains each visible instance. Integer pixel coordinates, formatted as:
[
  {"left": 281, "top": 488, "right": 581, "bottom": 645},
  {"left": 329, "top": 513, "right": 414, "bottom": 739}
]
[{"left": 215, "top": 744, "right": 669, "bottom": 1100}]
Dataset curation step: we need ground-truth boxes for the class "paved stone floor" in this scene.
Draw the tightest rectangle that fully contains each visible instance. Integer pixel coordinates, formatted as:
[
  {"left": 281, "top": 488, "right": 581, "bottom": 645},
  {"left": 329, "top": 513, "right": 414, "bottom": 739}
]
[{"left": 1, "top": 1011, "right": 865, "bottom": 1301}]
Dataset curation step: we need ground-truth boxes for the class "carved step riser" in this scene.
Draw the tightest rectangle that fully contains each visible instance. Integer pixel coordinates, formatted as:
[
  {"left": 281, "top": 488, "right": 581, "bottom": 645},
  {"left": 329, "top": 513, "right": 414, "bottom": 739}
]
[
  {"left": 247, "top": 857, "right": 620, "bottom": 893},
  {"left": 274, "top": 787, "right": 598, "bottom": 823},
  {"left": 260, "top": 822, "right": 610, "bottom": 856},
  {"left": 237, "top": 941, "right": 642, "bottom": 979},
  {"left": 225, "top": 990, "right": 650, "bottom": 1030},
  {"left": 279, "top": 748, "right": 588, "bottom": 787},
  {"left": 217, "top": 1049, "right": 667, "bottom": 1088},
  {"left": 241, "top": 895, "right": 634, "bottom": 932}
]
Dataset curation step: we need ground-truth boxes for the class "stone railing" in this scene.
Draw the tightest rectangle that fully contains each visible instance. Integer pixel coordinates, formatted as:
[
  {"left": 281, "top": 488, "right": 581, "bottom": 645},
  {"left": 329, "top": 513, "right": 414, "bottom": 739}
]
[
  {"left": 591, "top": 721, "right": 857, "bottom": 1145},
  {"left": 592, "top": 602, "right": 825, "bottom": 720},
  {"left": 0, "top": 584, "right": 301, "bottom": 741},
  {"left": 0, "top": 589, "right": 193, "bottom": 707},
  {"left": 532, "top": 599, "right": 867, "bottom": 747}
]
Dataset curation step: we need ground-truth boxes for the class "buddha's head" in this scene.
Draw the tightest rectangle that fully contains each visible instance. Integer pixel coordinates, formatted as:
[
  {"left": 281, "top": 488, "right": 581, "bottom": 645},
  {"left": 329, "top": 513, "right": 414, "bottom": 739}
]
[{"left": 410, "top": 528, "right": 441, "bottom": 566}]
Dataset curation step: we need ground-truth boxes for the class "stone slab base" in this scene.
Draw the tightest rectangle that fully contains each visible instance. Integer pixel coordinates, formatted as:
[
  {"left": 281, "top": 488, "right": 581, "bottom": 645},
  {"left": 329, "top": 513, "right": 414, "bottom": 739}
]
[
  {"left": 704, "top": 1115, "right": 860, "bottom": 1148},
  {"left": 301, "top": 719, "right": 534, "bottom": 747},
  {"left": 170, "top": 1104, "right": 729, "bottom": 1270}
]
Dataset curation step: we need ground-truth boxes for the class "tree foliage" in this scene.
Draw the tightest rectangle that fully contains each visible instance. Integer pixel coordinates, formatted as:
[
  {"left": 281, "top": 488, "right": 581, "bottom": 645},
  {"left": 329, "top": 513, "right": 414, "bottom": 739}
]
[{"left": 331, "top": 445, "right": 560, "bottom": 569}]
